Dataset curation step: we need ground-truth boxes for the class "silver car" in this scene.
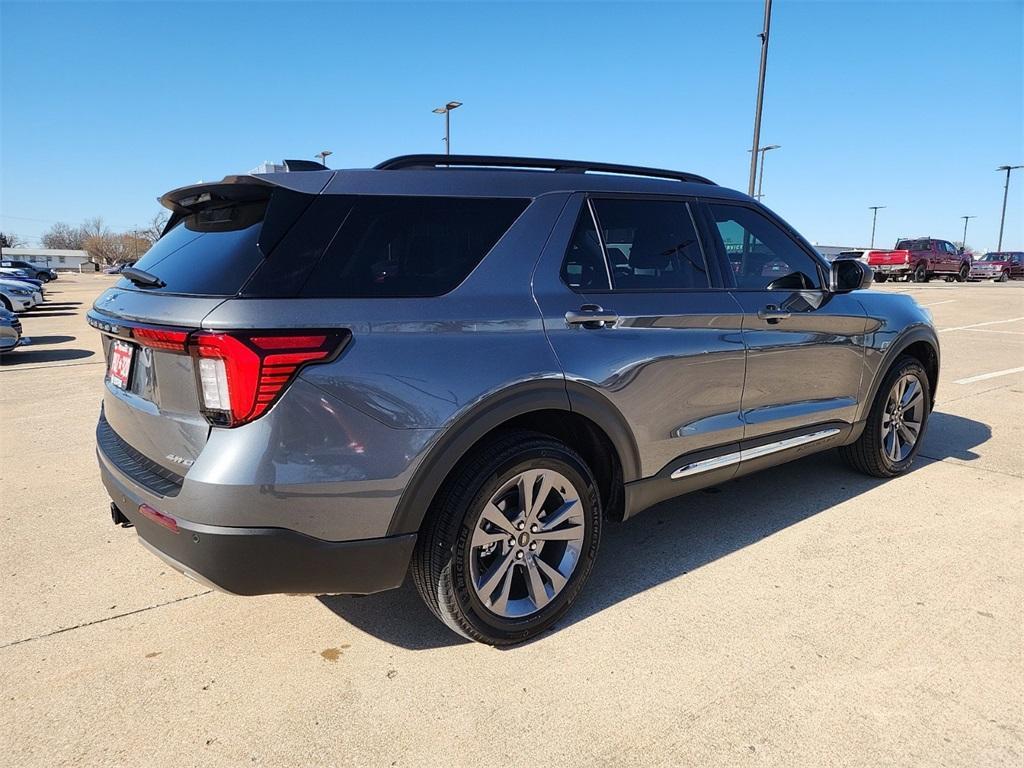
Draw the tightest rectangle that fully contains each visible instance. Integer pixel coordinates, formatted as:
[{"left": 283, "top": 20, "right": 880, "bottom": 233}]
[
  {"left": 0, "top": 306, "right": 22, "bottom": 353},
  {"left": 91, "top": 154, "right": 939, "bottom": 644}
]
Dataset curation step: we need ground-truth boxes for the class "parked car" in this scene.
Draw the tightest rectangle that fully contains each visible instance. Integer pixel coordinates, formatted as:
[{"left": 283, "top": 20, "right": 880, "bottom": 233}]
[
  {"left": 835, "top": 249, "right": 871, "bottom": 264},
  {"left": 0, "top": 279, "right": 38, "bottom": 312},
  {"left": 0, "top": 259, "right": 57, "bottom": 281},
  {"left": 103, "top": 262, "right": 135, "bottom": 274},
  {"left": 969, "top": 251, "right": 1024, "bottom": 282},
  {"left": 0, "top": 306, "right": 23, "bottom": 353},
  {"left": 868, "top": 238, "right": 971, "bottom": 283},
  {"left": 91, "top": 154, "right": 939, "bottom": 645}
]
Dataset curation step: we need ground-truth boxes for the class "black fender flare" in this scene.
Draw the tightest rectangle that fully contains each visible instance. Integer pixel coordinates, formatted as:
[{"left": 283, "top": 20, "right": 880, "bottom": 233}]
[
  {"left": 386, "top": 379, "right": 641, "bottom": 536},
  {"left": 858, "top": 324, "right": 940, "bottom": 423}
]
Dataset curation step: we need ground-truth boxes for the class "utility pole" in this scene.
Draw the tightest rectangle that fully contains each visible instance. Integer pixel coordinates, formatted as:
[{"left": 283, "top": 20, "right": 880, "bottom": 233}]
[
  {"left": 960, "top": 215, "right": 976, "bottom": 251},
  {"left": 996, "top": 165, "right": 1023, "bottom": 251},
  {"left": 747, "top": 144, "right": 780, "bottom": 199},
  {"left": 432, "top": 101, "right": 463, "bottom": 155},
  {"left": 747, "top": 0, "right": 773, "bottom": 197},
  {"left": 869, "top": 206, "right": 886, "bottom": 248}
]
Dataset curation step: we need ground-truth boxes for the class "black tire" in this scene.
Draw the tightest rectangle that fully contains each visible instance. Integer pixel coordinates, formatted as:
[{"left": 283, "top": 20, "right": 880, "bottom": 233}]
[
  {"left": 997, "top": 270, "right": 1009, "bottom": 283},
  {"left": 840, "top": 356, "right": 931, "bottom": 478},
  {"left": 912, "top": 263, "right": 929, "bottom": 282},
  {"left": 955, "top": 263, "right": 969, "bottom": 282},
  {"left": 411, "top": 429, "right": 602, "bottom": 645},
  {"left": 874, "top": 273, "right": 888, "bottom": 283},
  {"left": 0, "top": 295, "right": 11, "bottom": 311}
]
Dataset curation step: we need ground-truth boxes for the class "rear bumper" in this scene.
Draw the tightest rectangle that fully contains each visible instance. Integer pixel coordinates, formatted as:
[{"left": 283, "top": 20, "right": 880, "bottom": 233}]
[
  {"left": 101, "top": 452, "right": 417, "bottom": 596},
  {"left": 871, "top": 264, "right": 909, "bottom": 275}
]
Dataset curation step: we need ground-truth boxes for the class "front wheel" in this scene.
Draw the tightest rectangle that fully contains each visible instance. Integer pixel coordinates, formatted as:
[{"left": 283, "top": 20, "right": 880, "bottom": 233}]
[
  {"left": 411, "top": 430, "right": 602, "bottom": 645},
  {"left": 997, "top": 270, "right": 1010, "bottom": 282},
  {"left": 840, "top": 357, "right": 931, "bottom": 478}
]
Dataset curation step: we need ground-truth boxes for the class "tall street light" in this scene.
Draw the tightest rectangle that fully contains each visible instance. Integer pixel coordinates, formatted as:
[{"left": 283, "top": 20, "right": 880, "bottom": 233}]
[
  {"left": 747, "top": 0, "right": 773, "bottom": 197},
  {"left": 432, "top": 101, "right": 462, "bottom": 155},
  {"left": 869, "top": 205, "right": 886, "bottom": 248},
  {"left": 315, "top": 150, "right": 333, "bottom": 167},
  {"left": 996, "top": 164, "right": 1023, "bottom": 251},
  {"left": 960, "top": 215, "right": 976, "bottom": 251},
  {"left": 746, "top": 144, "right": 780, "bottom": 199}
]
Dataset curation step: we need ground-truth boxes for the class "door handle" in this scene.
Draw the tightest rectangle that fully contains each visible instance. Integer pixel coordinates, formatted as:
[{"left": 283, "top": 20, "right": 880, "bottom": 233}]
[
  {"left": 757, "top": 305, "right": 791, "bottom": 323},
  {"left": 565, "top": 304, "right": 619, "bottom": 328}
]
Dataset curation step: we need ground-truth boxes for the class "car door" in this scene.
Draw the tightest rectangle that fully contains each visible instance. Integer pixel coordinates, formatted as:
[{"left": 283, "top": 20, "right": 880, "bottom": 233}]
[
  {"left": 533, "top": 193, "right": 747, "bottom": 486},
  {"left": 699, "top": 200, "right": 868, "bottom": 446}
]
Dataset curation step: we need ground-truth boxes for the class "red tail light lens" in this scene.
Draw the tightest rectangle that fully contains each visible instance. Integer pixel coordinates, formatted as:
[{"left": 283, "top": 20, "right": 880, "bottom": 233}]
[
  {"left": 132, "top": 327, "right": 189, "bottom": 351},
  {"left": 189, "top": 331, "right": 349, "bottom": 427}
]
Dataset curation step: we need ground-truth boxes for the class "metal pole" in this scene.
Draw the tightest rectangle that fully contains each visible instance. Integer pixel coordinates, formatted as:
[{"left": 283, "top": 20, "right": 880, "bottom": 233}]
[
  {"left": 756, "top": 148, "right": 767, "bottom": 199},
  {"left": 870, "top": 207, "right": 881, "bottom": 248},
  {"left": 960, "top": 216, "right": 975, "bottom": 250},
  {"left": 445, "top": 110, "right": 451, "bottom": 155},
  {"left": 747, "top": 0, "right": 773, "bottom": 197},
  {"left": 998, "top": 168, "right": 1011, "bottom": 251}
]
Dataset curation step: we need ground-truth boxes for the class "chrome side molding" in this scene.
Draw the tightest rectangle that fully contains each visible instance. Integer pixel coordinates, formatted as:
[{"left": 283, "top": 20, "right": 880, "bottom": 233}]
[{"left": 670, "top": 428, "right": 841, "bottom": 480}]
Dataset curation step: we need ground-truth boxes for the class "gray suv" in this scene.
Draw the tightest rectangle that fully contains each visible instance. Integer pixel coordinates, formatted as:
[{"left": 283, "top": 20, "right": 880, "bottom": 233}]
[{"left": 91, "top": 155, "right": 939, "bottom": 644}]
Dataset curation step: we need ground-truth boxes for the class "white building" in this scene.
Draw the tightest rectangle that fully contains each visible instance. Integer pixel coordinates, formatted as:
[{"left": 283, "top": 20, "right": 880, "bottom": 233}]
[{"left": 1, "top": 247, "right": 97, "bottom": 271}]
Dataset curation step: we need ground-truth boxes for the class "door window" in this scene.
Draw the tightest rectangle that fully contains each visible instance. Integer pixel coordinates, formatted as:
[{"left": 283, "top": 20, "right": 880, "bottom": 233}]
[
  {"left": 708, "top": 203, "right": 822, "bottom": 290},
  {"left": 591, "top": 198, "right": 710, "bottom": 290}
]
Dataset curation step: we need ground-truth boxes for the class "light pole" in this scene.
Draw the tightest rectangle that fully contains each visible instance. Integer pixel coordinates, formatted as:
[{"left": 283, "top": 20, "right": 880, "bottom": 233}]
[
  {"left": 315, "top": 150, "right": 333, "bottom": 167},
  {"left": 996, "top": 165, "right": 1023, "bottom": 251},
  {"left": 869, "top": 205, "right": 886, "bottom": 248},
  {"left": 960, "top": 215, "right": 976, "bottom": 251},
  {"left": 746, "top": 144, "right": 780, "bottom": 199},
  {"left": 432, "top": 101, "right": 462, "bottom": 155},
  {"left": 747, "top": 0, "right": 773, "bottom": 197}
]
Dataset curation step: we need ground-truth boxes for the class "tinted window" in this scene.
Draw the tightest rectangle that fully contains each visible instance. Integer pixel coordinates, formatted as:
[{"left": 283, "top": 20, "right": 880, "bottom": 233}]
[
  {"left": 709, "top": 203, "right": 821, "bottom": 290},
  {"left": 298, "top": 196, "right": 528, "bottom": 298},
  {"left": 592, "top": 199, "right": 709, "bottom": 290},
  {"left": 895, "top": 239, "right": 930, "bottom": 251},
  {"left": 560, "top": 205, "right": 610, "bottom": 291},
  {"left": 119, "top": 201, "right": 267, "bottom": 296}
]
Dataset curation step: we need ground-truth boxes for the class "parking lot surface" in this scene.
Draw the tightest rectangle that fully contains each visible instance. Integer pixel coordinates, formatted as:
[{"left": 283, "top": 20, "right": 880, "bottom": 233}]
[{"left": 1, "top": 274, "right": 1021, "bottom": 767}]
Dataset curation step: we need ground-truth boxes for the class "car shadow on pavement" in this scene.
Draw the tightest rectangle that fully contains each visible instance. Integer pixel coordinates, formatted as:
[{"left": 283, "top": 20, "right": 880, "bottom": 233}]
[
  {"left": 317, "top": 411, "right": 990, "bottom": 650},
  {"left": 19, "top": 335, "right": 76, "bottom": 345},
  {"left": 1, "top": 347, "right": 95, "bottom": 365}
]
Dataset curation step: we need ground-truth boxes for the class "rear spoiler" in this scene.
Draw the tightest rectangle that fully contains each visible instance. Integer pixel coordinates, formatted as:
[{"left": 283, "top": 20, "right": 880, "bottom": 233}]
[{"left": 158, "top": 170, "right": 335, "bottom": 235}]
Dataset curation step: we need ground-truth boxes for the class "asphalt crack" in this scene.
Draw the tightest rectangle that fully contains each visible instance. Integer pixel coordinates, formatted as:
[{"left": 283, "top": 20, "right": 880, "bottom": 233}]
[{"left": 0, "top": 590, "right": 213, "bottom": 650}]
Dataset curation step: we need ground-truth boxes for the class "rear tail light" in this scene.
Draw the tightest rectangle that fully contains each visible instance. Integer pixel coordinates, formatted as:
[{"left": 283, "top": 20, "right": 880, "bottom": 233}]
[
  {"left": 132, "top": 327, "right": 189, "bottom": 351},
  {"left": 189, "top": 330, "right": 349, "bottom": 427}
]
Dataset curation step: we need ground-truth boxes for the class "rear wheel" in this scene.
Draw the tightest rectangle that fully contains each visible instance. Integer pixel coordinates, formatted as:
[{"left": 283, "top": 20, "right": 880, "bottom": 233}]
[
  {"left": 841, "top": 357, "right": 930, "bottom": 478},
  {"left": 955, "top": 263, "right": 969, "bottom": 282},
  {"left": 874, "top": 273, "right": 888, "bottom": 283},
  {"left": 411, "top": 430, "right": 602, "bottom": 645},
  {"left": 912, "top": 263, "right": 929, "bottom": 282}
]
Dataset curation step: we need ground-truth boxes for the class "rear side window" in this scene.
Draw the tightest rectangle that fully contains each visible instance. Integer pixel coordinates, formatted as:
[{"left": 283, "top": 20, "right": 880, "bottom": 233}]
[
  {"left": 592, "top": 198, "right": 709, "bottom": 290},
  {"left": 895, "top": 239, "right": 930, "bottom": 251},
  {"left": 119, "top": 200, "right": 269, "bottom": 296},
  {"left": 708, "top": 203, "right": 821, "bottom": 290},
  {"left": 298, "top": 196, "right": 529, "bottom": 298}
]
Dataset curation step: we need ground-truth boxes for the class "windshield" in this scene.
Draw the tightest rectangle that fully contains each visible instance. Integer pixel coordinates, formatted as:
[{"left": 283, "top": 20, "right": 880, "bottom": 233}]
[{"left": 895, "top": 239, "right": 929, "bottom": 251}]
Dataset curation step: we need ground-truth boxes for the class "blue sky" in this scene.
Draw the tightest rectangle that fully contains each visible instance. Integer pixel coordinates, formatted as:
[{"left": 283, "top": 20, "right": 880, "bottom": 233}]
[{"left": 1, "top": 0, "right": 1022, "bottom": 250}]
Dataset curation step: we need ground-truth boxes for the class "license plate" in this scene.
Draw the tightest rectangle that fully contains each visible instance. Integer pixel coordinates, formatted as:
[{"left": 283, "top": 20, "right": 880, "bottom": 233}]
[{"left": 108, "top": 340, "right": 134, "bottom": 389}]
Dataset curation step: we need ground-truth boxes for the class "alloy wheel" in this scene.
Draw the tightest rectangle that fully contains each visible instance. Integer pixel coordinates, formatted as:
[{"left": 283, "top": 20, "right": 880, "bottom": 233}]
[
  {"left": 469, "top": 468, "right": 586, "bottom": 619},
  {"left": 881, "top": 373, "right": 925, "bottom": 463}
]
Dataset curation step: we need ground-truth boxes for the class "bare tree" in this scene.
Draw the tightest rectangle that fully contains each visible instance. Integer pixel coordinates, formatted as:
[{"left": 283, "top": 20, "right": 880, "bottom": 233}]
[
  {"left": 84, "top": 231, "right": 152, "bottom": 265},
  {"left": 139, "top": 211, "right": 169, "bottom": 245},
  {"left": 0, "top": 231, "right": 28, "bottom": 248},
  {"left": 41, "top": 221, "right": 87, "bottom": 250}
]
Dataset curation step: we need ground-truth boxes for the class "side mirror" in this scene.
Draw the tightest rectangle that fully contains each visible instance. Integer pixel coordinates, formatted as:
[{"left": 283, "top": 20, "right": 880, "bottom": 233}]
[{"left": 831, "top": 258, "right": 872, "bottom": 293}]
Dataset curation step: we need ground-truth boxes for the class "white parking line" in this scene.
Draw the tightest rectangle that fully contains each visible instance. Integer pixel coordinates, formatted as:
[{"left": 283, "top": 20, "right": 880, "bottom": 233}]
[
  {"left": 939, "top": 316, "right": 1024, "bottom": 333},
  {"left": 958, "top": 328, "right": 1024, "bottom": 336},
  {"left": 919, "top": 299, "right": 956, "bottom": 307},
  {"left": 954, "top": 366, "right": 1024, "bottom": 385}
]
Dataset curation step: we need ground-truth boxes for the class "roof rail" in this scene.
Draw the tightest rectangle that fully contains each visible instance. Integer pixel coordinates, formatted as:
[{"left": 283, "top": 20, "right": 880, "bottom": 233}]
[{"left": 374, "top": 154, "right": 714, "bottom": 185}]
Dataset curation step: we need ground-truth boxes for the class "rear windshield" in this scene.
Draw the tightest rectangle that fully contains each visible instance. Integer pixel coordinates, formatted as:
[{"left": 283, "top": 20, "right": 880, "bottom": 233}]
[
  {"left": 243, "top": 195, "right": 530, "bottom": 298},
  {"left": 118, "top": 201, "right": 268, "bottom": 296},
  {"left": 895, "top": 239, "right": 930, "bottom": 251}
]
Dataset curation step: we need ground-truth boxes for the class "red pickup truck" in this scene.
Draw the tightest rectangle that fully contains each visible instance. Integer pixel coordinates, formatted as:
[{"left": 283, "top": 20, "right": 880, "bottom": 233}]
[{"left": 868, "top": 238, "right": 971, "bottom": 283}]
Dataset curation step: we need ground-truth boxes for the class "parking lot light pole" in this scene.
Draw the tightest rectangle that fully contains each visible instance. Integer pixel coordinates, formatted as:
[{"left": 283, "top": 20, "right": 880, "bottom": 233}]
[
  {"left": 996, "top": 165, "right": 1023, "bottom": 251},
  {"left": 869, "top": 206, "right": 886, "bottom": 248},
  {"left": 432, "top": 101, "right": 462, "bottom": 155},
  {"left": 747, "top": 0, "right": 773, "bottom": 197},
  {"left": 315, "top": 150, "right": 333, "bottom": 167},
  {"left": 960, "top": 215, "right": 976, "bottom": 251},
  {"left": 747, "top": 144, "right": 780, "bottom": 199}
]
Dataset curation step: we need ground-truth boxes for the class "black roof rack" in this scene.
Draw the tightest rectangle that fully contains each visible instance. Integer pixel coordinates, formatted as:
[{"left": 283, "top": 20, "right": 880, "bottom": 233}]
[{"left": 374, "top": 154, "right": 714, "bottom": 185}]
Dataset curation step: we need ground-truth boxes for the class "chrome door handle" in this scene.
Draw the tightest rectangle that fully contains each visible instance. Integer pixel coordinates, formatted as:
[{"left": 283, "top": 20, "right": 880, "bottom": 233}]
[
  {"left": 565, "top": 305, "right": 619, "bottom": 328},
  {"left": 757, "top": 306, "right": 791, "bottom": 323}
]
